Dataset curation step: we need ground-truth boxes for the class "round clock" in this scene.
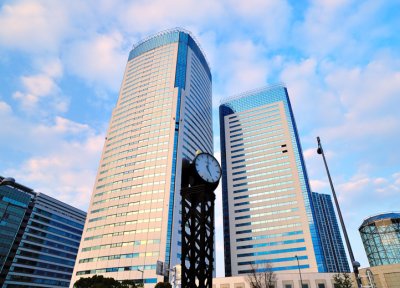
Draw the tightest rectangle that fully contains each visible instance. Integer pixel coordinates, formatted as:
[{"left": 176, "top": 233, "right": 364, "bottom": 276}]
[{"left": 193, "top": 152, "right": 221, "bottom": 186}]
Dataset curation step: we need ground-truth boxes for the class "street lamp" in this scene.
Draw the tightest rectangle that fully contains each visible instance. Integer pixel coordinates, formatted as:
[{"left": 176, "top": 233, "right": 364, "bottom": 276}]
[
  {"left": 137, "top": 268, "right": 144, "bottom": 286},
  {"left": 295, "top": 255, "right": 303, "bottom": 288},
  {"left": 316, "top": 137, "right": 361, "bottom": 287}
]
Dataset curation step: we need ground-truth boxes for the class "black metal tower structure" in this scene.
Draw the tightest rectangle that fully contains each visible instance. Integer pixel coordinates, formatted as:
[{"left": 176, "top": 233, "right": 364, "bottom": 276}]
[
  {"left": 181, "top": 184, "right": 215, "bottom": 288},
  {"left": 180, "top": 153, "right": 220, "bottom": 288}
]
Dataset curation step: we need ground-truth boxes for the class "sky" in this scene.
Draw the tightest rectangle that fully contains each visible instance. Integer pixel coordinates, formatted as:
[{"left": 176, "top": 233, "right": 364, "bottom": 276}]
[{"left": 0, "top": 0, "right": 399, "bottom": 277}]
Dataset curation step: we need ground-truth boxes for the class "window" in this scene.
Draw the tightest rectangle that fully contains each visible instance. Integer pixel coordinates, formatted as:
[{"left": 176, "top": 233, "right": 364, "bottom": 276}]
[
  {"left": 301, "top": 284, "right": 309, "bottom": 288},
  {"left": 318, "top": 284, "right": 325, "bottom": 288},
  {"left": 284, "top": 285, "right": 292, "bottom": 288}
]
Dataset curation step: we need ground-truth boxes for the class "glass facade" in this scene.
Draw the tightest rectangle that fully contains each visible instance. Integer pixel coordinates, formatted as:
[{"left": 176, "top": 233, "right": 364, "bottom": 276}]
[
  {"left": 359, "top": 212, "right": 400, "bottom": 267},
  {"left": 311, "top": 192, "right": 350, "bottom": 272},
  {"left": 0, "top": 184, "right": 33, "bottom": 278},
  {"left": 72, "top": 28, "right": 212, "bottom": 286},
  {"left": 219, "top": 85, "right": 326, "bottom": 276},
  {"left": 3, "top": 193, "right": 86, "bottom": 288}
]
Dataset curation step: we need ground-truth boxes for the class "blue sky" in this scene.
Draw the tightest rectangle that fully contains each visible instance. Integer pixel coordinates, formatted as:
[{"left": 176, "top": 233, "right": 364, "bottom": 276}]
[{"left": 0, "top": 0, "right": 399, "bottom": 276}]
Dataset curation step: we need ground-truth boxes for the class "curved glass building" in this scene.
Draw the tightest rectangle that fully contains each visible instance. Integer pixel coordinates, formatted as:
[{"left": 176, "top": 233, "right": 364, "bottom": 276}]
[
  {"left": 359, "top": 212, "right": 400, "bottom": 267},
  {"left": 71, "top": 29, "right": 212, "bottom": 286}
]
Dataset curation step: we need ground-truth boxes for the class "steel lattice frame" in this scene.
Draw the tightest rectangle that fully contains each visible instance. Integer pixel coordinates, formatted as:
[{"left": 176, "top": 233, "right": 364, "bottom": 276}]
[{"left": 181, "top": 184, "right": 215, "bottom": 288}]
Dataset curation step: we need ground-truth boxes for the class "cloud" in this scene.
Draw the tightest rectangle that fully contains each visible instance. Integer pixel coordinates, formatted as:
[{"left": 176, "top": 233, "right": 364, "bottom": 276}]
[
  {"left": 0, "top": 0, "right": 70, "bottom": 52},
  {"left": 119, "top": 0, "right": 224, "bottom": 35},
  {"left": 12, "top": 58, "right": 68, "bottom": 113},
  {"left": 65, "top": 32, "right": 128, "bottom": 91},
  {"left": 4, "top": 116, "right": 104, "bottom": 210},
  {"left": 229, "top": 0, "right": 292, "bottom": 47},
  {"left": 0, "top": 101, "right": 12, "bottom": 114},
  {"left": 215, "top": 40, "right": 270, "bottom": 101}
]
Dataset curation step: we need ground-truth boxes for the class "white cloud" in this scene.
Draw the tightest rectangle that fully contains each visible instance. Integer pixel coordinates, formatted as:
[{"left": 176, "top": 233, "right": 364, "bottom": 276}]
[
  {"left": 12, "top": 58, "right": 68, "bottom": 113},
  {"left": 6, "top": 134, "right": 103, "bottom": 210},
  {"left": 229, "top": 0, "right": 292, "bottom": 46},
  {"left": 0, "top": 101, "right": 12, "bottom": 114},
  {"left": 65, "top": 32, "right": 128, "bottom": 91},
  {"left": 4, "top": 116, "right": 104, "bottom": 210},
  {"left": 215, "top": 40, "right": 270, "bottom": 100},
  {"left": 119, "top": 0, "right": 224, "bottom": 35},
  {"left": 0, "top": 0, "right": 70, "bottom": 52}
]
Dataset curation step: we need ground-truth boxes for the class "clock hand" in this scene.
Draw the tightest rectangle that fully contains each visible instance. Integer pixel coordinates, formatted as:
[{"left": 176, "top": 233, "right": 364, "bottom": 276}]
[{"left": 206, "top": 164, "right": 212, "bottom": 178}]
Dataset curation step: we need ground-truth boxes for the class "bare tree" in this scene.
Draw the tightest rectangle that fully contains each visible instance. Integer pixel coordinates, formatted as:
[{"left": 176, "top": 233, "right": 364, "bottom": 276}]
[{"left": 246, "top": 263, "right": 277, "bottom": 288}]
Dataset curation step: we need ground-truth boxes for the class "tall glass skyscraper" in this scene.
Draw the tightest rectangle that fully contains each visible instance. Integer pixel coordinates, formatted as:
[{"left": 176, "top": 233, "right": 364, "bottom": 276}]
[
  {"left": 71, "top": 29, "right": 212, "bottom": 286},
  {"left": 219, "top": 85, "right": 326, "bottom": 276},
  {"left": 311, "top": 192, "right": 350, "bottom": 273}
]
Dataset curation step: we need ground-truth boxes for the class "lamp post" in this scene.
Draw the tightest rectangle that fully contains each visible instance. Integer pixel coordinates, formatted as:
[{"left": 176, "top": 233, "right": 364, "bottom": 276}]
[
  {"left": 295, "top": 255, "right": 303, "bottom": 288},
  {"left": 137, "top": 268, "right": 144, "bottom": 287},
  {"left": 316, "top": 137, "right": 361, "bottom": 287}
]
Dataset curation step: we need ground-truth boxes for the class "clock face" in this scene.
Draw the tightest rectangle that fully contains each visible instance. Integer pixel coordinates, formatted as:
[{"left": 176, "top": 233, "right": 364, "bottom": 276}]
[{"left": 194, "top": 153, "right": 221, "bottom": 184}]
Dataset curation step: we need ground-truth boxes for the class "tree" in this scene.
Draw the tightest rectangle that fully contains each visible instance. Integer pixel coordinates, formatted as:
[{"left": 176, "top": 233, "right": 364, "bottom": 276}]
[
  {"left": 154, "top": 282, "right": 172, "bottom": 288},
  {"left": 333, "top": 273, "right": 353, "bottom": 288},
  {"left": 246, "top": 263, "right": 277, "bottom": 288},
  {"left": 74, "top": 275, "right": 141, "bottom": 288}
]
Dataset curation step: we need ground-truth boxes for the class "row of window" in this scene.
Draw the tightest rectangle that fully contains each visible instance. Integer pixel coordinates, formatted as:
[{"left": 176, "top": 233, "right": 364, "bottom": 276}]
[
  {"left": 232, "top": 148, "right": 285, "bottom": 165},
  {"left": 229, "top": 110, "right": 280, "bottom": 129},
  {"left": 234, "top": 187, "right": 295, "bottom": 201},
  {"left": 79, "top": 251, "right": 160, "bottom": 263},
  {"left": 100, "top": 150, "right": 168, "bottom": 170},
  {"left": 92, "top": 189, "right": 164, "bottom": 206},
  {"left": 233, "top": 180, "right": 294, "bottom": 194},
  {"left": 238, "top": 254, "right": 308, "bottom": 265},
  {"left": 76, "top": 264, "right": 156, "bottom": 276},
  {"left": 235, "top": 215, "right": 300, "bottom": 228},
  {"left": 98, "top": 163, "right": 167, "bottom": 183},
  {"left": 82, "top": 239, "right": 160, "bottom": 252},
  {"left": 233, "top": 173, "right": 293, "bottom": 188},
  {"left": 237, "top": 238, "right": 305, "bottom": 250},
  {"left": 233, "top": 168, "right": 291, "bottom": 182},
  {"left": 237, "top": 230, "right": 303, "bottom": 242},
  {"left": 86, "top": 217, "right": 161, "bottom": 232},
  {"left": 230, "top": 117, "right": 281, "bottom": 134},
  {"left": 235, "top": 207, "right": 298, "bottom": 221},
  {"left": 236, "top": 222, "right": 301, "bottom": 235},
  {"left": 235, "top": 200, "right": 297, "bottom": 214},
  {"left": 94, "top": 180, "right": 166, "bottom": 198},
  {"left": 105, "top": 132, "right": 168, "bottom": 152},
  {"left": 230, "top": 130, "right": 283, "bottom": 144},
  {"left": 90, "top": 198, "right": 163, "bottom": 214},
  {"left": 228, "top": 104, "right": 279, "bottom": 122},
  {"left": 84, "top": 227, "right": 161, "bottom": 241},
  {"left": 89, "top": 207, "right": 162, "bottom": 223},
  {"left": 230, "top": 124, "right": 282, "bottom": 139},
  {"left": 106, "top": 125, "right": 169, "bottom": 149}
]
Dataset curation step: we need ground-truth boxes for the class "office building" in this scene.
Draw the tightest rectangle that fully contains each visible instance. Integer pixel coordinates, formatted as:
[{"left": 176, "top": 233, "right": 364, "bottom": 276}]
[
  {"left": 311, "top": 192, "right": 350, "bottom": 272},
  {"left": 359, "top": 212, "right": 400, "bottom": 267},
  {"left": 219, "top": 85, "right": 326, "bottom": 276},
  {"left": 0, "top": 176, "right": 86, "bottom": 288},
  {"left": 71, "top": 28, "right": 212, "bottom": 286},
  {"left": 0, "top": 177, "right": 35, "bottom": 284}
]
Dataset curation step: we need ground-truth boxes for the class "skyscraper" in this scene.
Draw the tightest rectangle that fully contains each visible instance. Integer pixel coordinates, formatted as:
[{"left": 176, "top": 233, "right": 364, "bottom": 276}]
[
  {"left": 219, "top": 85, "right": 326, "bottom": 276},
  {"left": 71, "top": 29, "right": 212, "bottom": 286},
  {"left": 311, "top": 192, "right": 350, "bottom": 273}
]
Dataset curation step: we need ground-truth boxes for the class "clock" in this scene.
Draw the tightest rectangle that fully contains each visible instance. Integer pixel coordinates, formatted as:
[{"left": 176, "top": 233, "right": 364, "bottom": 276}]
[{"left": 192, "top": 152, "right": 221, "bottom": 186}]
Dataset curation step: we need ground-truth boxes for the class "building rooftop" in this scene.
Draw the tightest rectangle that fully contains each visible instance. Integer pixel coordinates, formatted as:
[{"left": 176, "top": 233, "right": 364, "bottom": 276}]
[
  {"left": 360, "top": 212, "right": 400, "bottom": 228},
  {"left": 220, "top": 83, "right": 286, "bottom": 105}
]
